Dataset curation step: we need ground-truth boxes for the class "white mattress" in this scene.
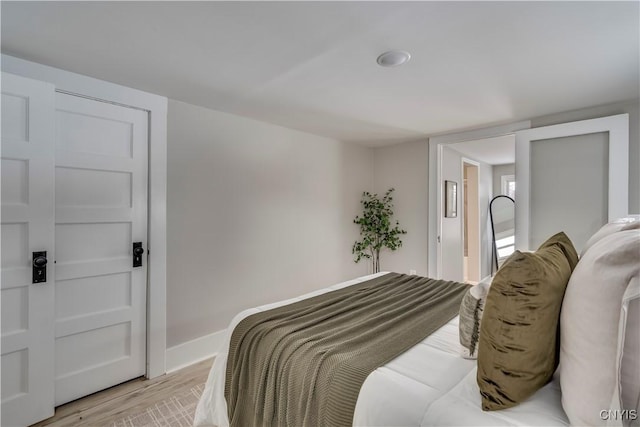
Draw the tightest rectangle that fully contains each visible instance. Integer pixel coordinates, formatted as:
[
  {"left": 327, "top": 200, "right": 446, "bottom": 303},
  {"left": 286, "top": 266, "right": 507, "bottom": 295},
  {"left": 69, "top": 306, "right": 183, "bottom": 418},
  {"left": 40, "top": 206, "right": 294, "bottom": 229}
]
[{"left": 194, "top": 272, "right": 570, "bottom": 426}]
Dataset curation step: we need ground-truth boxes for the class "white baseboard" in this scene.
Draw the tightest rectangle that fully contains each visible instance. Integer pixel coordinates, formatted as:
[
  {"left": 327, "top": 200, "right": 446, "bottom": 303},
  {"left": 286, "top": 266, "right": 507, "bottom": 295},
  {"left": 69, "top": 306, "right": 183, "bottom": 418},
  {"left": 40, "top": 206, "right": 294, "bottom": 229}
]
[{"left": 165, "top": 330, "right": 225, "bottom": 373}]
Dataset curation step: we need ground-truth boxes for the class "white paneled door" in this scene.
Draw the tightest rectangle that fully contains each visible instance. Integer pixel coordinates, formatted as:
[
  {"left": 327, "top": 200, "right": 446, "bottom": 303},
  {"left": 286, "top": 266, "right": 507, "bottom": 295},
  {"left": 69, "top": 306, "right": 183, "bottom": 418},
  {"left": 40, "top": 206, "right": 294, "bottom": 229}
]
[
  {"left": 1, "top": 72, "right": 149, "bottom": 425},
  {"left": 515, "top": 114, "right": 628, "bottom": 253},
  {"left": 1, "top": 73, "right": 56, "bottom": 427},
  {"left": 54, "top": 93, "right": 148, "bottom": 405}
]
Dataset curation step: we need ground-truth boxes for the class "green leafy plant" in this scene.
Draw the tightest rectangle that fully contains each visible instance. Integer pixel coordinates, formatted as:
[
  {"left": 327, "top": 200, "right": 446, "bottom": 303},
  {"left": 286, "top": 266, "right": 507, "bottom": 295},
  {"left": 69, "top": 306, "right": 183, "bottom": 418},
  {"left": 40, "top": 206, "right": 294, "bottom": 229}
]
[{"left": 352, "top": 188, "right": 407, "bottom": 273}]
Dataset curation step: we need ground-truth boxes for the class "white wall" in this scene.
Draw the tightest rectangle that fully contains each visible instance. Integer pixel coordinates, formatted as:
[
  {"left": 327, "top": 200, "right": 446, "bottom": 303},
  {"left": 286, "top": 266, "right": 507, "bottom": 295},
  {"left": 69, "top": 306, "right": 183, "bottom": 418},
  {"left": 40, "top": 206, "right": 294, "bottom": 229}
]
[
  {"left": 372, "top": 140, "right": 429, "bottom": 276},
  {"left": 166, "top": 100, "right": 372, "bottom": 347},
  {"left": 440, "top": 146, "right": 464, "bottom": 281},
  {"left": 168, "top": 98, "right": 639, "bottom": 349}
]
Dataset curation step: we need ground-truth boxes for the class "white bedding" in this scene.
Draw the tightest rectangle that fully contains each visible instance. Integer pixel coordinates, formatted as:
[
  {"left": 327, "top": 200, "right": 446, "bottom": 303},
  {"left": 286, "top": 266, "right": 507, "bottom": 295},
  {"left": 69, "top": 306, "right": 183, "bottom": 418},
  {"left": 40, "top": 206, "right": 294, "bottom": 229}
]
[{"left": 194, "top": 272, "right": 570, "bottom": 426}]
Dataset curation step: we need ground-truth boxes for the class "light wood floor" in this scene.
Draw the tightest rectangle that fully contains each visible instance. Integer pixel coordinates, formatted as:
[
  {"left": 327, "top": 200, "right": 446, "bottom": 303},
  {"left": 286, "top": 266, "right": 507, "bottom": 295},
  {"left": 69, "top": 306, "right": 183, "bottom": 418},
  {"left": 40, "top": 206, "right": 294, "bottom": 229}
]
[{"left": 31, "top": 358, "right": 214, "bottom": 427}]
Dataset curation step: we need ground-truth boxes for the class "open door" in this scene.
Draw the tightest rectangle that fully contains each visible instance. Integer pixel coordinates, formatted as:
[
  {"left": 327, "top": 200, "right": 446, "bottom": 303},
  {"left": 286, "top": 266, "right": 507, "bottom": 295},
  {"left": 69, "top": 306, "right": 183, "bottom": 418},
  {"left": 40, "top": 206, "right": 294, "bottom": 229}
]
[
  {"left": 515, "top": 114, "right": 628, "bottom": 252},
  {"left": 463, "top": 160, "right": 480, "bottom": 283},
  {"left": 1, "top": 73, "right": 56, "bottom": 426}
]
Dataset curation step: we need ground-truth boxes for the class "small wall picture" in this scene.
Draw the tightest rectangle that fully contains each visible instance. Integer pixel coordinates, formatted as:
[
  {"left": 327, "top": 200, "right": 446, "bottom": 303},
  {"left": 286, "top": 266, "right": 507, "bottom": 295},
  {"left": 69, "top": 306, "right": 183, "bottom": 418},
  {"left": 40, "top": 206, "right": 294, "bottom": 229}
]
[{"left": 445, "top": 180, "right": 457, "bottom": 218}]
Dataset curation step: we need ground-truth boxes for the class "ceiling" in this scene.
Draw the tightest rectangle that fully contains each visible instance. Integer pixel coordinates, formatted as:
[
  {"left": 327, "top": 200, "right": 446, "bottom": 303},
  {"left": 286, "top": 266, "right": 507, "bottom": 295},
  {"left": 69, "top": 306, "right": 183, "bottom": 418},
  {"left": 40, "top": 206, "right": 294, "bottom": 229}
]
[
  {"left": 450, "top": 135, "right": 515, "bottom": 165},
  {"left": 2, "top": 1, "right": 638, "bottom": 146}
]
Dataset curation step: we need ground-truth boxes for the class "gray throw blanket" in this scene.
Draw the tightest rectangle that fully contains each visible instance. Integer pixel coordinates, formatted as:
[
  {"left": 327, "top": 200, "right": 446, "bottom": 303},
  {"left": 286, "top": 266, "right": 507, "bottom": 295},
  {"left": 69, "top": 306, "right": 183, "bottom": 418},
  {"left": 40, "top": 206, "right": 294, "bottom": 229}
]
[{"left": 225, "top": 273, "right": 469, "bottom": 427}]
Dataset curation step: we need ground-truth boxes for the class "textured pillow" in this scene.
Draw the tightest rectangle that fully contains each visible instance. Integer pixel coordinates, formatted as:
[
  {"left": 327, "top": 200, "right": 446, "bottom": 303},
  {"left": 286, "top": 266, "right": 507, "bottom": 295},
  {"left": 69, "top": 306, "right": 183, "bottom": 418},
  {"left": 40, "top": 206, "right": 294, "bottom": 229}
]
[
  {"left": 581, "top": 215, "right": 640, "bottom": 257},
  {"left": 477, "top": 232, "right": 577, "bottom": 411},
  {"left": 538, "top": 231, "right": 579, "bottom": 271},
  {"left": 560, "top": 230, "right": 640, "bottom": 426},
  {"left": 459, "top": 278, "right": 491, "bottom": 359}
]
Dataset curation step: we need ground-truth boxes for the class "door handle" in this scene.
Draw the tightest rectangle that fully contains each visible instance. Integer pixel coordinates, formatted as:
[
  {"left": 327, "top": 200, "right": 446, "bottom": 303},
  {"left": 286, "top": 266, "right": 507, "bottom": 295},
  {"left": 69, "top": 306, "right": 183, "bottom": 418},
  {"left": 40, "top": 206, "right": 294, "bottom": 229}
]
[
  {"left": 33, "top": 251, "right": 48, "bottom": 283},
  {"left": 132, "top": 242, "right": 144, "bottom": 267}
]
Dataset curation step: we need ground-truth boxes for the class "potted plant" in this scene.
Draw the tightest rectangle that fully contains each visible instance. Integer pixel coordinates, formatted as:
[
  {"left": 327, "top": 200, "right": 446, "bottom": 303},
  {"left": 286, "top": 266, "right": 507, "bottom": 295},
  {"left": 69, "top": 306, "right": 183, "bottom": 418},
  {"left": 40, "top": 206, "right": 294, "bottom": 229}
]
[{"left": 352, "top": 188, "right": 407, "bottom": 273}]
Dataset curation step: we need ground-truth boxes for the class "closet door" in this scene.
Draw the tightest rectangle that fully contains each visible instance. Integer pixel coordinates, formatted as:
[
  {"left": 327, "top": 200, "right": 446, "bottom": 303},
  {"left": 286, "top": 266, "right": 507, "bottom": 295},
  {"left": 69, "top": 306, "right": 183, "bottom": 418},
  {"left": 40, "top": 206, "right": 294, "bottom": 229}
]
[
  {"left": 1, "top": 73, "right": 56, "bottom": 426},
  {"left": 515, "top": 114, "right": 628, "bottom": 252},
  {"left": 54, "top": 93, "right": 148, "bottom": 405}
]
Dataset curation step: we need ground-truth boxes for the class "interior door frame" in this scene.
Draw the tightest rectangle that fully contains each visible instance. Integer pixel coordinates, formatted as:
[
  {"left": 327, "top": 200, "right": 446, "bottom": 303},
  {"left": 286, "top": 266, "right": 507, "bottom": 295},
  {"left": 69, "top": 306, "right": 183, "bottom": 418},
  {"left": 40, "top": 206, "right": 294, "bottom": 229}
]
[
  {"left": 428, "top": 120, "right": 531, "bottom": 278},
  {"left": 514, "top": 113, "right": 629, "bottom": 251},
  {"left": 2, "top": 54, "right": 169, "bottom": 379},
  {"left": 461, "top": 157, "right": 481, "bottom": 283}
]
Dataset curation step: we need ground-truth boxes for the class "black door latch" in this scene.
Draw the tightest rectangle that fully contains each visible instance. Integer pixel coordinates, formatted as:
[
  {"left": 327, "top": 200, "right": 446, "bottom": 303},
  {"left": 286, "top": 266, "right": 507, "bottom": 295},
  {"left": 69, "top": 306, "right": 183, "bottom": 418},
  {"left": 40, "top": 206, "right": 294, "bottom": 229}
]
[
  {"left": 33, "top": 251, "right": 48, "bottom": 283},
  {"left": 133, "top": 242, "right": 144, "bottom": 267}
]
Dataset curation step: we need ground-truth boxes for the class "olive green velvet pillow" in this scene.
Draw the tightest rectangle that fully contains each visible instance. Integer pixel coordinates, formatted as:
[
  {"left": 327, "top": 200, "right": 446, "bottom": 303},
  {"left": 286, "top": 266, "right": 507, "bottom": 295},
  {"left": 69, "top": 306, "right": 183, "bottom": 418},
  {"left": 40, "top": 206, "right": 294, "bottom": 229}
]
[{"left": 477, "top": 232, "right": 578, "bottom": 411}]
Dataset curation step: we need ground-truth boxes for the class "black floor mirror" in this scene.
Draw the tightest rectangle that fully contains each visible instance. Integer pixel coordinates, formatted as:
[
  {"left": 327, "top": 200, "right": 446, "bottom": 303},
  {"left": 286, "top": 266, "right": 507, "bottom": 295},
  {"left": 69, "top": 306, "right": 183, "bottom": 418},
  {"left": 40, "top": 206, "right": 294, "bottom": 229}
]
[{"left": 489, "top": 195, "right": 515, "bottom": 274}]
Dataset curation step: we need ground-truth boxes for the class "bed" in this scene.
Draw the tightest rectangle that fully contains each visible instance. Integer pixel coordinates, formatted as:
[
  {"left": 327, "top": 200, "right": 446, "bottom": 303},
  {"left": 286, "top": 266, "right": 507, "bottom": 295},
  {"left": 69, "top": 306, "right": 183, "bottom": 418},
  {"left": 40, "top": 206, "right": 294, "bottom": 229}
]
[{"left": 194, "top": 219, "right": 639, "bottom": 427}]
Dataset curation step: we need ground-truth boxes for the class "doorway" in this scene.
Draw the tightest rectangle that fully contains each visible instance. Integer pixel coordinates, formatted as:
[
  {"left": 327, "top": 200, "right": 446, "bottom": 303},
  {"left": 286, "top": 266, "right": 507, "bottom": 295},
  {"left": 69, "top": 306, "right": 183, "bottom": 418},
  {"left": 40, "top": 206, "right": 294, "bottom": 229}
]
[
  {"left": 463, "top": 161, "right": 480, "bottom": 283},
  {"left": 431, "top": 132, "right": 520, "bottom": 282}
]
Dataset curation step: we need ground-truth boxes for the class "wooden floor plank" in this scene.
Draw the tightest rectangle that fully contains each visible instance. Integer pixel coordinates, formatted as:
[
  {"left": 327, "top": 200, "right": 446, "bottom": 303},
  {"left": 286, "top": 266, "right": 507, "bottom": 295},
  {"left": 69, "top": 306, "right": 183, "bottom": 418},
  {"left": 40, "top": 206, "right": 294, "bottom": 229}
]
[{"left": 32, "top": 358, "right": 214, "bottom": 427}]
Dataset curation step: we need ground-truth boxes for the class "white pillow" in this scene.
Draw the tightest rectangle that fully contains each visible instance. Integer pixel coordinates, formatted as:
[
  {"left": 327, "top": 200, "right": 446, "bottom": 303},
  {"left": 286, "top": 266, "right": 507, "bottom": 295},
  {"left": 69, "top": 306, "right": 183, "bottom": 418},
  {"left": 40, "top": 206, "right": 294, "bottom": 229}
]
[
  {"left": 619, "top": 277, "right": 639, "bottom": 425},
  {"left": 581, "top": 215, "right": 640, "bottom": 257},
  {"left": 458, "top": 277, "right": 491, "bottom": 359},
  {"left": 560, "top": 230, "right": 640, "bottom": 426}
]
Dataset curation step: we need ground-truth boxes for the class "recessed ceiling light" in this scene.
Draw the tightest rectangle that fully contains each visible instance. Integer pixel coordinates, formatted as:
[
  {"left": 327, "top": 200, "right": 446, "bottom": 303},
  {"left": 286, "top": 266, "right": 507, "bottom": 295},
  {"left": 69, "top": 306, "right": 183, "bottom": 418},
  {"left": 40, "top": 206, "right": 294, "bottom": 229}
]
[{"left": 376, "top": 50, "right": 411, "bottom": 67}]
